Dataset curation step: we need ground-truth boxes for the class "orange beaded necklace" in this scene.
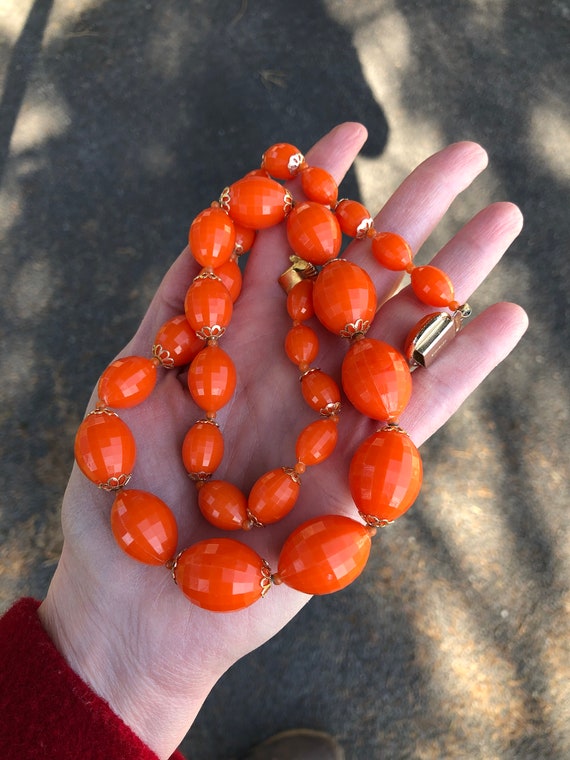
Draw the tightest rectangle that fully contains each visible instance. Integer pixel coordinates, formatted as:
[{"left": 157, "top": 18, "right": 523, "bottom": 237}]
[{"left": 74, "top": 141, "right": 469, "bottom": 612}]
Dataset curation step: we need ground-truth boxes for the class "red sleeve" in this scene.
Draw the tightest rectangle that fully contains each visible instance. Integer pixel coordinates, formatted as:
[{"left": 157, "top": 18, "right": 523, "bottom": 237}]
[{"left": 0, "top": 598, "right": 186, "bottom": 760}]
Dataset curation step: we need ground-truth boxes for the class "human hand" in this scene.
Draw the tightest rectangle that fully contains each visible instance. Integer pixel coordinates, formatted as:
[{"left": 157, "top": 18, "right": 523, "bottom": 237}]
[{"left": 39, "top": 122, "right": 528, "bottom": 759}]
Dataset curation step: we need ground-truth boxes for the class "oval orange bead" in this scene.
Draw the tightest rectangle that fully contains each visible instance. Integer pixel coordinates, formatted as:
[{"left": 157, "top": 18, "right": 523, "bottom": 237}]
[
  {"left": 74, "top": 411, "right": 136, "bottom": 489},
  {"left": 342, "top": 338, "right": 412, "bottom": 421},
  {"left": 175, "top": 538, "right": 266, "bottom": 611},
  {"left": 181, "top": 420, "right": 224, "bottom": 476},
  {"left": 300, "top": 166, "right": 338, "bottom": 206},
  {"left": 184, "top": 276, "right": 233, "bottom": 336},
  {"left": 262, "top": 142, "right": 304, "bottom": 179},
  {"left": 300, "top": 369, "right": 341, "bottom": 414},
  {"left": 233, "top": 223, "right": 256, "bottom": 255},
  {"left": 189, "top": 207, "right": 236, "bottom": 269},
  {"left": 188, "top": 345, "right": 236, "bottom": 412},
  {"left": 111, "top": 489, "right": 178, "bottom": 565},
  {"left": 285, "top": 324, "right": 319, "bottom": 366},
  {"left": 215, "top": 258, "right": 242, "bottom": 303},
  {"left": 198, "top": 480, "right": 248, "bottom": 531},
  {"left": 313, "top": 259, "right": 377, "bottom": 336},
  {"left": 295, "top": 418, "right": 338, "bottom": 466},
  {"left": 248, "top": 468, "right": 300, "bottom": 525},
  {"left": 371, "top": 231, "right": 413, "bottom": 271},
  {"left": 286, "top": 279, "right": 314, "bottom": 322},
  {"left": 97, "top": 356, "right": 157, "bottom": 409},
  {"left": 286, "top": 201, "right": 342, "bottom": 265},
  {"left": 411, "top": 265, "right": 455, "bottom": 307},
  {"left": 335, "top": 199, "right": 374, "bottom": 238},
  {"left": 349, "top": 429, "right": 422, "bottom": 522},
  {"left": 153, "top": 314, "right": 204, "bottom": 367},
  {"left": 277, "top": 515, "right": 372, "bottom": 595},
  {"left": 222, "top": 176, "right": 291, "bottom": 229}
]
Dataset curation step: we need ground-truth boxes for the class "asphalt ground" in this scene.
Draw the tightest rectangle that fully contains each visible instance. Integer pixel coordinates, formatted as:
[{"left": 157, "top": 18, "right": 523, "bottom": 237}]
[{"left": 0, "top": 1, "right": 569, "bottom": 758}]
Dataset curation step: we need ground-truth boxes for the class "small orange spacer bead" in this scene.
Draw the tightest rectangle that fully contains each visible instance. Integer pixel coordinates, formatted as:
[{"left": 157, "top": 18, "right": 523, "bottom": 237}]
[
  {"left": 287, "top": 279, "right": 315, "bottom": 322},
  {"left": 335, "top": 199, "right": 374, "bottom": 238},
  {"left": 189, "top": 207, "right": 236, "bottom": 269},
  {"left": 300, "top": 166, "right": 338, "bottom": 206},
  {"left": 286, "top": 202, "right": 342, "bottom": 265},
  {"left": 261, "top": 143, "right": 304, "bottom": 179},
  {"left": 294, "top": 461, "right": 306, "bottom": 475},
  {"left": 285, "top": 324, "right": 319, "bottom": 366},
  {"left": 371, "top": 231, "right": 413, "bottom": 271},
  {"left": 411, "top": 265, "right": 456, "bottom": 308},
  {"left": 97, "top": 356, "right": 157, "bottom": 409}
]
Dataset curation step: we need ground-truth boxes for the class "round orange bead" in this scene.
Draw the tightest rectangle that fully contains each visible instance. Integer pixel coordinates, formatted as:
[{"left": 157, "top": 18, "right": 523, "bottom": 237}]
[
  {"left": 300, "top": 369, "right": 341, "bottom": 414},
  {"left": 175, "top": 538, "right": 267, "bottom": 611},
  {"left": 198, "top": 480, "right": 248, "bottom": 530},
  {"left": 233, "top": 223, "right": 256, "bottom": 255},
  {"left": 222, "top": 176, "right": 291, "bottom": 229},
  {"left": 277, "top": 515, "right": 372, "bottom": 595},
  {"left": 153, "top": 314, "right": 204, "bottom": 367},
  {"left": 335, "top": 199, "right": 373, "bottom": 238},
  {"left": 411, "top": 265, "right": 455, "bottom": 307},
  {"left": 286, "top": 201, "right": 342, "bottom": 265},
  {"left": 248, "top": 468, "right": 300, "bottom": 525},
  {"left": 285, "top": 324, "right": 319, "bottom": 366},
  {"left": 215, "top": 259, "right": 242, "bottom": 303},
  {"left": 261, "top": 142, "right": 304, "bottom": 179},
  {"left": 189, "top": 207, "right": 236, "bottom": 269},
  {"left": 349, "top": 429, "right": 422, "bottom": 522},
  {"left": 111, "top": 489, "right": 178, "bottom": 565},
  {"left": 371, "top": 232, "right": 413, "bottom": 271},
  {"left": 342, "top": 338, "right": 412, "bottom": 421},
  {"left": 74, "top": 411, "right": 136, "bottom": 489},
  {"left": 97, "top": 356, "right": 157, "bottom": 409},
  {"left": 300, "top": 166, "right": 338, "bottom": 206},
  {"left": 295, "top": 418, "right": 338, "bottom": 466},
  {"left": 184, "top": 276, "right": 233, "bottom": 336},
  {"left": 181, "top": 420, "right": 224, "bottom": 476},
  {"left": 286, "top": 279, "right": 314, "bottom": 322},
  {"left": 188, "top": 345, "right": 236, "bottom": 412},
  {"left": 313, "top": 259, "right": 377, "bottom": 336}
]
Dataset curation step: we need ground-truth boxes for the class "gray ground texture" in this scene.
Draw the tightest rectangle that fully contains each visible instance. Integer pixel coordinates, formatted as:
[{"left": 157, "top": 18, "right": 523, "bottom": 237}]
[{"left": 1, "top": 1, "right": 569, "bottom": 758}]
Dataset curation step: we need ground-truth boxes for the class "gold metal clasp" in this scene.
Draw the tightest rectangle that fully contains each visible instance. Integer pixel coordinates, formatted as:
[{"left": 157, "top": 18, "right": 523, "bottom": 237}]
[
  {"left": 278, "top": 255, "right": 318, "bottom": 293},
  {"left": 405, "top": 304, "right": 471, "bottom": 370}
]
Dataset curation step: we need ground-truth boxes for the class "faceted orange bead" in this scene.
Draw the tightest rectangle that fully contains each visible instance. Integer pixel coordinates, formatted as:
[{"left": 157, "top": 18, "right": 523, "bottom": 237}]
[
  {"left": 182, "top": 421, "right": 224, "bottom": 476},
  {"left": 348, "top": 429, "right": 422, "bottom": 522},
  {"left": 300, "top": 369, "right": 341, "bottom": 414},
  {"left": 111, "top": 489, "right": 178, "bottom": 565},
  {"left": 411, "top": 265, "right": 455, "bottom": 307},
  {"left": 222, "top": 176, "right": 291, "bottom": 229},
  {"left": 74, "top": 411, "right": 136, "bottom": 488},
  {"left": 313, "top": 259, "right": 377, "bottom": 336},
  {"left": 335, "top": 199, "right": 373, "bottom": 238},
  {"left": 295, "top": 418, "right": 338, "bottom": 466},
  {"left": 184, "top": 276, "right": 233, "bottom": 336},
  {"left": 342, "top": 338, "right": 412, "bottom": 421},
  {"left": 153, "top": 314, "right": 204, "bottom": 367},
  {"left": 248, "top": 468, "right": 300, "bottom": 525},
  {"left": 286, "top": 279, "right": 314, "bottom": 322},
  {"left": 301, "top": 166, "right": 338, "bottom": 207},
  {"left": 189, "top": 207, "right": 236, "bottom": 269},
  {"left": 198, "top": 480, "right": 248, "bottom": 530},
  {"left": 215, "top": 259, "right": 242, "bottom": 303},
  {"left": 175, "top": 538, "right": 266, "bottom": 611},
  {"left": 371, "top": 232, "right": 413, "bottom": 271},
  {"left": 97, "top": 356, "right": 157, "bottom": 409},
  {"left": 285, "top": 324, "right": 319, "bottom": 366},
  {"left": 233, "top": 223, "right": 256, "bottom": 255},
  {"left": 286, "top": 201, "right": 342, "bottom": 265},
  {"left": 277, "top": 515, "right": 372, "bottom": 595},
  {"left": 188, "top": 345, "right": 236, "bottom": 412},
  {"left": 262, "top": 142, "right": 304, "bottom": 179}
]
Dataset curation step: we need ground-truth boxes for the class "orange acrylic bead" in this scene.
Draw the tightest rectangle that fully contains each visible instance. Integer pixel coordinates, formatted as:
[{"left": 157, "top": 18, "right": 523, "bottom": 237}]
[
  {"left": 277, "top": 515, "right": 372, "bottom": 595},
  {"left": 286, "top": 279, "right": 314, "bottom": 322},
  {"left": 285, "top": 324, "right": 319, "bottom": 366},
  {"left": 295, "top": 418, "right": 338, "bottom": 466},
  {"left": 175, "top": 538, "right": 267, "bottom": 611},
  {"left": 74, "top": 411, "right": 136, "bottom": 489},
  {"left": 312, "top": 259, "right": 377, "bottom": 336},
  {"left": 248, "top": 468, "right": 300, "bottom": 525},
  {"left": 222, "top": 176, "right": 291, "bottom": 229},
  {"left": 335, "top": 199, "right": 374, "bottom": 238},
  {"left": 97, "top": 356, "right": 157, "bottom": 409},
  {"left": 300, "top": 166, "right": 338, "bottom": 206},
  {"left": 371, "top": 232, "right": 413, "bottom": 271},
  {"left": 286, "top": 201, "right": 342, "bottom": 265},
  {"left": 348, "top": 429, "right": 422, "bottom": 522},
  {"left": 261, "top": 142, "right": 304, "bottom": 179},
  {"left": 198, "top": 480, "right": 248, "bottom": 530},
  {"left": 184, "top": 276, "right": 233, "bottom": 337},
  {"left": 215, "top": 259, "right": 242, "bottom": 303},
  {"left": 182, "top": 420, "right": 224, "bottom": 476},
  {"left": 411, "top": 265, "right": 456, "bottom": 308},
  {"left": 233, "top": 223, "right": 256, "bottom": 255},
  {"left": 189, "top": 207, "right": 236, "bottom": 269},
  {"left": 342, "top": 338, "right": 412, "bottom": 422},
  {"left": 300, "top": 369, "right": 341, "bottom": 414},
  {"left": 111, "top": 489, "right": 178, "bottom": 565},
  {"left": 153, "top": 314, "right": 204, "bottom": 367},
  {"left": 188, "top": 345, "right": 236, "bottom": 412}
]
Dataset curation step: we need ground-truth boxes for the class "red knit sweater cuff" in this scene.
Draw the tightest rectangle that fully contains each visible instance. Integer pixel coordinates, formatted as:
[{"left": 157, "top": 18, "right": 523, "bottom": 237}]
[{"left": 0, "top": 598, "right": 186, "bottom": 760}]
